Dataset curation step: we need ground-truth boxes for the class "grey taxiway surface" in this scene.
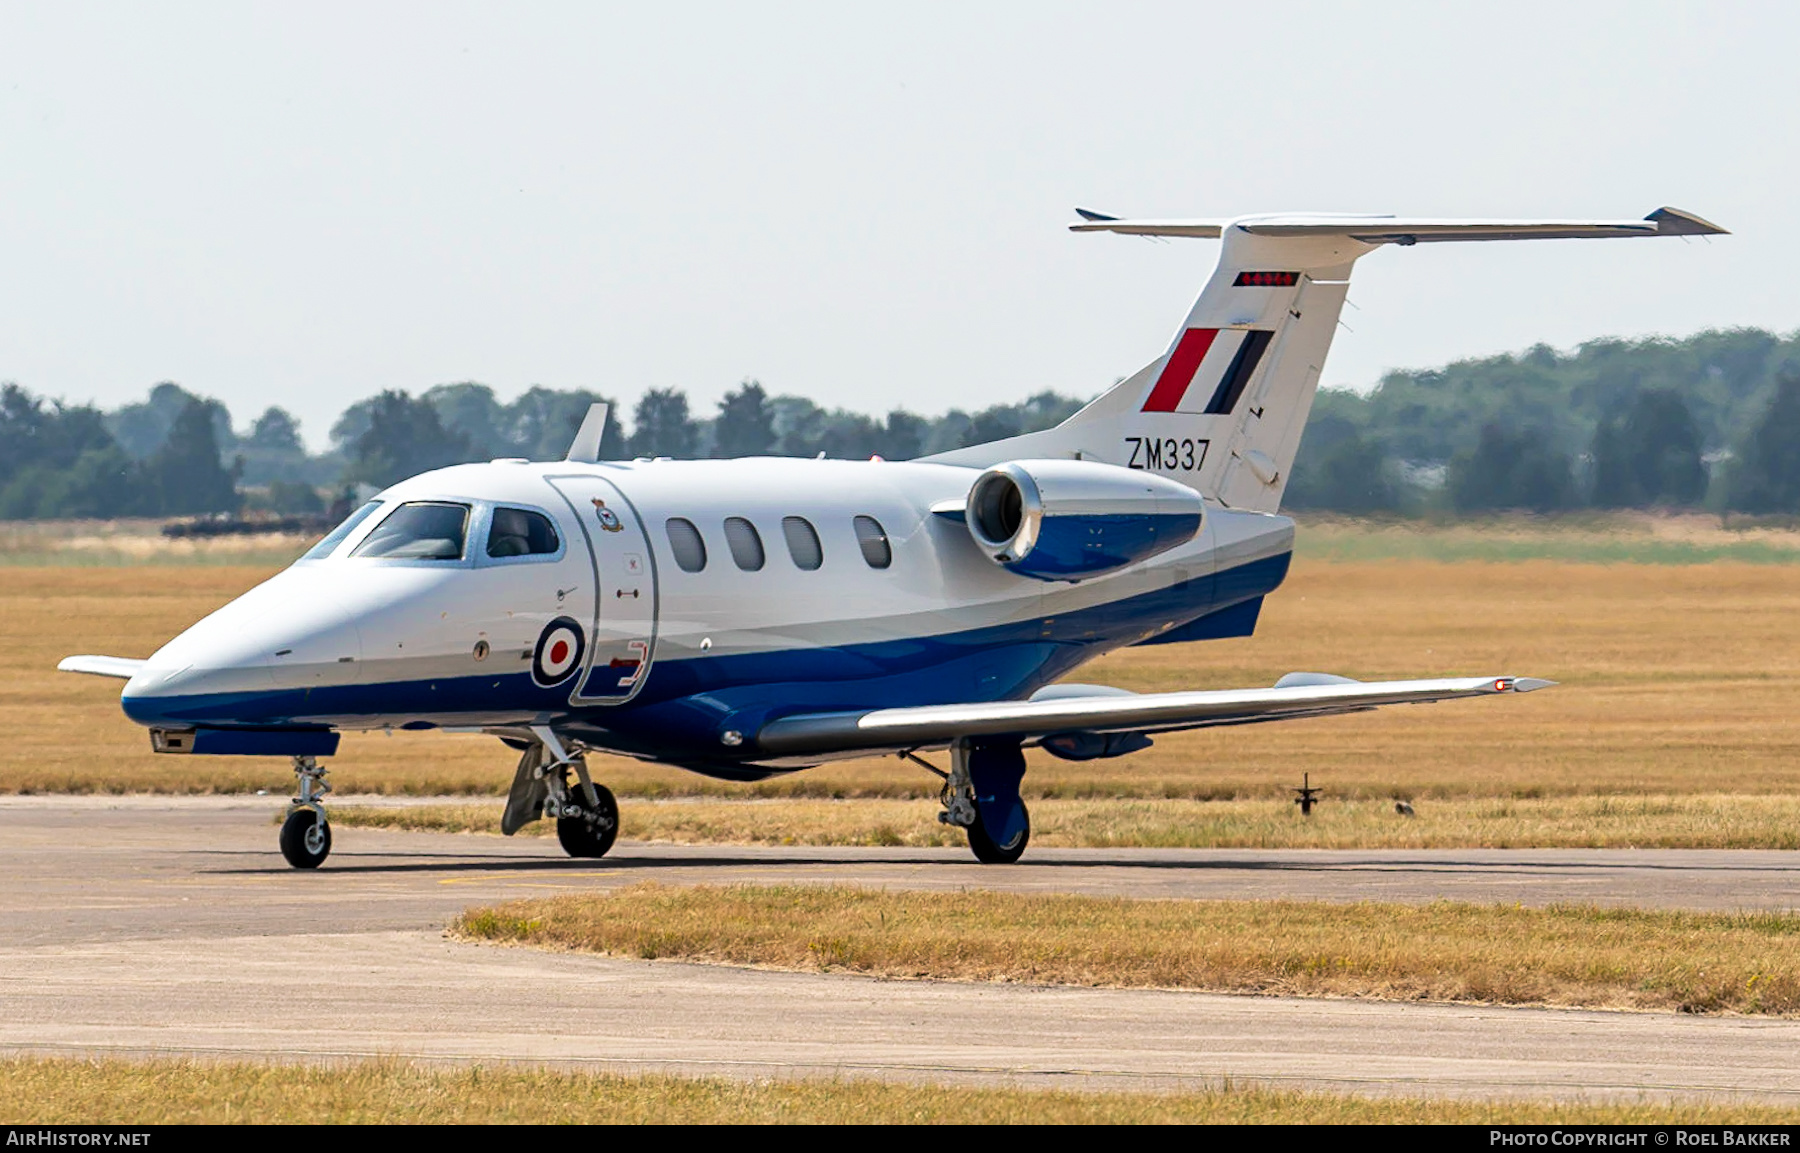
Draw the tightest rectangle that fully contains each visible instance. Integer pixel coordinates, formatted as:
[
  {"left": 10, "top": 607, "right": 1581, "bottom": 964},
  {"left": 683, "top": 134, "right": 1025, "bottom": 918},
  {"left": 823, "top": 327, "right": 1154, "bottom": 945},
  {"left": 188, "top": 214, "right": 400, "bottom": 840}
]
[{"left": 3, "top": 795, "right": 1798, "bottom": 1101}]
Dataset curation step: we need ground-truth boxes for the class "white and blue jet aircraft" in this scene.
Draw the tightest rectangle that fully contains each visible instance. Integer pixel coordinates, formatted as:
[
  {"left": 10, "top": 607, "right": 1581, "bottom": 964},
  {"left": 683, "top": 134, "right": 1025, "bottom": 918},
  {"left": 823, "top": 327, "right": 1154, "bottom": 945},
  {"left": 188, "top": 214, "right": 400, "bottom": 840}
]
[{"left": 60, "top": 205, "right": 1724, "bottom": 868}]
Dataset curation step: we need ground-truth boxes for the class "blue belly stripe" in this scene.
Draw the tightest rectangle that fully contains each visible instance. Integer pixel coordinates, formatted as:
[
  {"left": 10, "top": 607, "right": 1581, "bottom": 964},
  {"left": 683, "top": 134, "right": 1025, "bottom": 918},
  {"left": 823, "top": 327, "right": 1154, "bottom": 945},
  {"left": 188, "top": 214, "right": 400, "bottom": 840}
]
[{"left": 123, "top": 551, "right": 1292, "bottom": 762}]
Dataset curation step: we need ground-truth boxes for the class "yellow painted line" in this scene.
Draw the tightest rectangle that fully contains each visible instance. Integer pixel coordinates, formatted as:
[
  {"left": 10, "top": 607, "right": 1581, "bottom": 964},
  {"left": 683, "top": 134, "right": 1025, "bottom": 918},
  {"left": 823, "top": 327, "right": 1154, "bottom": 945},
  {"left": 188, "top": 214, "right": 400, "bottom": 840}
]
[{"left": 435, "top": 872, "right": 623, "bottom": 886}]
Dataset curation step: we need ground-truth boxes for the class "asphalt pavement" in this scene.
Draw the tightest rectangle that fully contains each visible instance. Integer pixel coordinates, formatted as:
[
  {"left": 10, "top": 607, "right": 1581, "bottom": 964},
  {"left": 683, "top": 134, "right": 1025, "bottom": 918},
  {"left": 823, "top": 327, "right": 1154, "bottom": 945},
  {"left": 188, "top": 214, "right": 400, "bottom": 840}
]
[{"left": 2, "top": 795, "right": 1796, "bottom": 1101}]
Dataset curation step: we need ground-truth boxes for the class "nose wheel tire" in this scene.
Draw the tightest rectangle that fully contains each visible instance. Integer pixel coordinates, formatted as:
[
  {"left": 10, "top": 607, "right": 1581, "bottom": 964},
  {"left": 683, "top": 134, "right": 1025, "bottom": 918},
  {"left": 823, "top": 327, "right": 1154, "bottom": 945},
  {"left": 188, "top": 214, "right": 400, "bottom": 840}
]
[
  {"left": 279, "top": 808, "right": 331, "bottom": 869},
  {"left": 556, "top": 783, "right": 620, "bottom": 859},
  {"left": 966, "top": 801, "right": 1030, "bottom": 864}
]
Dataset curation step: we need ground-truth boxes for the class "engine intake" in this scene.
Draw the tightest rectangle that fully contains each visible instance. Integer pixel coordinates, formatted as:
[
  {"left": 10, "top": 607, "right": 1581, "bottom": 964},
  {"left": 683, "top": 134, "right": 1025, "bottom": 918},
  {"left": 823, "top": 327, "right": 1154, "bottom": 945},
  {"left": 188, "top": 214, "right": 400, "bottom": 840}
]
[{"left": 965, "top": 460, "right": 1203, "bottom": 581}]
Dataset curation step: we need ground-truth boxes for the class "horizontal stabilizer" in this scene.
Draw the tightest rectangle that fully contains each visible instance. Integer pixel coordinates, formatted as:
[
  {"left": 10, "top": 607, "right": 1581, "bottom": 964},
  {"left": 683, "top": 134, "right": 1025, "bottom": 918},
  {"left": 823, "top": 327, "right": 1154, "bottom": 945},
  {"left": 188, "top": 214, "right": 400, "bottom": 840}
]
[
  {"left": 1069, "top": 207, "right": 1726, "bottom": 244},
  {"left": 755, "top": 674, "right": 1554, "bottom": 758},
  {"left": 58, "top": 655, "right": 146, "bottom": 679}
]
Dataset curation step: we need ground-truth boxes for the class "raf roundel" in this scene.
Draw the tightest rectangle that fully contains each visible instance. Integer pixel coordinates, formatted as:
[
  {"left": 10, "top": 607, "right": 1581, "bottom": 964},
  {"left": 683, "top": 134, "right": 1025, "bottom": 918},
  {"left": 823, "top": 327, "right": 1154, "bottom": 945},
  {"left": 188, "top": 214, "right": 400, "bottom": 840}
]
[{"left": 532, "top": 617, "right": 586, "bottom": 687}]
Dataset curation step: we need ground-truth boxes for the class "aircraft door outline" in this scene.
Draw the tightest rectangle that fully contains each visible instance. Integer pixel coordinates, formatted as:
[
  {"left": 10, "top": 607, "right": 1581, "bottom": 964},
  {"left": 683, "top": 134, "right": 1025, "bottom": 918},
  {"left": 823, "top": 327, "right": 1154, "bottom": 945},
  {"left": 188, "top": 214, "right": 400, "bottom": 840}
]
[{"left": 545, "top": 474, "right": 659, "bottom": 706}]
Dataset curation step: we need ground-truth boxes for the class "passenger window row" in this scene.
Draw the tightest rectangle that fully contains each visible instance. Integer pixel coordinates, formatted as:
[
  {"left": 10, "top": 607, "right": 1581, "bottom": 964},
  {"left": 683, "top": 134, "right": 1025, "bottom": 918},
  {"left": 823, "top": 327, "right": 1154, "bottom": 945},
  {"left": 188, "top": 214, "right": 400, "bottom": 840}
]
[{"left": 664, "top": 515, "right": 891, "bottom": 574}]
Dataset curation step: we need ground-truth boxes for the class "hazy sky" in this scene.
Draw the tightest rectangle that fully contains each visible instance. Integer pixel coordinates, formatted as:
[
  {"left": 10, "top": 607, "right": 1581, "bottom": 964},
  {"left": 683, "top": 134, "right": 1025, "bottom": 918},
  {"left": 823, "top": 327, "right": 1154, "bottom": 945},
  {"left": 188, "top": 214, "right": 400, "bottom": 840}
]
[{"left": 1, "top": 2, "right": 1792, "bottom": 449}]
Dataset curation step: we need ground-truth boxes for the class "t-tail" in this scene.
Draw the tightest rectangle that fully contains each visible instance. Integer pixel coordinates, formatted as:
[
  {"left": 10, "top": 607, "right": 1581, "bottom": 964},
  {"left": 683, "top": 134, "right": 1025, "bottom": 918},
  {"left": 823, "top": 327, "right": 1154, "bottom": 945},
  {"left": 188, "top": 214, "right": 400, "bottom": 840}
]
[{"left": 926, "top": 206, "right": 1726, "bottom": 512}]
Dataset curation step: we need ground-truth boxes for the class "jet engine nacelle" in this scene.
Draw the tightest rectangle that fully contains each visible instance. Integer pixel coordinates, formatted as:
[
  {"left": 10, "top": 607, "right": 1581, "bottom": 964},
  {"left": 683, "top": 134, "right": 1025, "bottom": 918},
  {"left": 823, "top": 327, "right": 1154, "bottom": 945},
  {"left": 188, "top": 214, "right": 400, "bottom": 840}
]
[{"left": 964, "top": 459, "right": 1204, "bottom": 581}]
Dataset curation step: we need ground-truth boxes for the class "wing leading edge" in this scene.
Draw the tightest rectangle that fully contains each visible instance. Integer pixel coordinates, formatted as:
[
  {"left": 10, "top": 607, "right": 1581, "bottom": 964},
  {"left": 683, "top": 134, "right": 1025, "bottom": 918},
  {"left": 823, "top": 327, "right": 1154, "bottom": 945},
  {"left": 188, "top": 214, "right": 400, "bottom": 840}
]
[{"left": 754, "top": 674, "right": 1554, "bottom": 758}]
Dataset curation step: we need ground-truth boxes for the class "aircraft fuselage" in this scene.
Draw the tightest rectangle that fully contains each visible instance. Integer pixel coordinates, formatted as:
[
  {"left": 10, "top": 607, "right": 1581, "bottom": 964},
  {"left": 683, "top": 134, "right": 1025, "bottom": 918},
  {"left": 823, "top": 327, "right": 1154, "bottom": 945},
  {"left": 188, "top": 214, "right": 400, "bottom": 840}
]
[{"left": 119, "top": 456, "right": 1293, "bottom": 777}]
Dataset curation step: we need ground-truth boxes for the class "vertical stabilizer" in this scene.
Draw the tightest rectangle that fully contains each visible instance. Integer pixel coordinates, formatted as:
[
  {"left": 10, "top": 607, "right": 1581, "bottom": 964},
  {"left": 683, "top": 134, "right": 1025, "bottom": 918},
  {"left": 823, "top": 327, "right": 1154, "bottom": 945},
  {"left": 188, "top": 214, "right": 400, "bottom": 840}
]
[
  {"left": 926, "top": 225, "right": 1365, "bottom": 511},
  {"left": 926, "top": 207, "right": 1723, "bottom": 512}
]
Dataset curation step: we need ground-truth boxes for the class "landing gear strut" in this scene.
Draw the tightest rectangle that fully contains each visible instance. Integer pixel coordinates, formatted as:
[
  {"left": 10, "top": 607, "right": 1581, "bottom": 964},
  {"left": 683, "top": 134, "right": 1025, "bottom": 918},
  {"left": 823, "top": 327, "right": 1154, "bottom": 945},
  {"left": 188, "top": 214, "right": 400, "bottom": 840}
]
[
  {"left": 920, "top": 740, "right": 1031, "bottom": 865},
  {"left": 550, "top": 758, "right": 618, "bottom": 859},
  {"left": 499, "top": 730, "right": 618, "bottom": 859},
  {"left": 279, "top": 755, "right": 331, "bottom": 869}
]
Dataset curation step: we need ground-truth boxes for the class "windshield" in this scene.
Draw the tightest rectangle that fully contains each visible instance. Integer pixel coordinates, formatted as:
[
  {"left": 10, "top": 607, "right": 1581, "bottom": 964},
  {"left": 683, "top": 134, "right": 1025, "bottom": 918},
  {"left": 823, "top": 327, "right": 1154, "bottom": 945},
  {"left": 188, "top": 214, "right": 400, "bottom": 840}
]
[
  {"left": 301, "top": 500, "right": 383, "bottom": 561},
  {"left": 350, "top": 501, "right": 470, "bottom": 560}
]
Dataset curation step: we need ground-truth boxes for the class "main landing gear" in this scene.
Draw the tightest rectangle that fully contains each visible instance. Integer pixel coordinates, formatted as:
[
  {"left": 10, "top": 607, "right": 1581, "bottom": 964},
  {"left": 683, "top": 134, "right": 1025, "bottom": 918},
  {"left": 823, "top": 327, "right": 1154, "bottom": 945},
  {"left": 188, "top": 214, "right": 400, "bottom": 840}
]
[
  {"left": 279, "top": 755, "right": 332, "bottom": 869},
  {"left": 500, "top": 731, "right": 618, "bottom": 859},
  {"left": 916, "top": 738, "right": 1031, "bottom": 865},
  {"left": 551, "top": 768, "right": 618, "bottom": 859}
]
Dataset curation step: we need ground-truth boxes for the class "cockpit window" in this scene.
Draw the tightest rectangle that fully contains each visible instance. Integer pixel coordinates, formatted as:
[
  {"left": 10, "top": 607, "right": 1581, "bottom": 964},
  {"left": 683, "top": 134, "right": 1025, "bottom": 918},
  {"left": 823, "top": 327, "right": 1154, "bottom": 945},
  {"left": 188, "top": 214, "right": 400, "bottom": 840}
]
[
  {"left": 486, "top": 507, "right": 560, "bottom": 558},
  {"left": 301, "top": 500, "right": 383, "bottom": 561},
  {"left": 351, "top": 501, "right": 470, "bottom": 560}
]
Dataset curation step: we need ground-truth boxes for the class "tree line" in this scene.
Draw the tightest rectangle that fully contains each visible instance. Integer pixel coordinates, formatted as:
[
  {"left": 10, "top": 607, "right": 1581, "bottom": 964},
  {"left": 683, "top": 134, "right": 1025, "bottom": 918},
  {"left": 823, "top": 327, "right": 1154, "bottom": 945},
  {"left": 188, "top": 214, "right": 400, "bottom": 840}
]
[
  {"left": 1285, "top": 327, "right": 1800, "bottom": 514},
  {"left": 0, "top": 379, "right": 1083, "bottom": 518},
  {"left": 6, "top": 325, "right": 1800, "bottom": 520}
]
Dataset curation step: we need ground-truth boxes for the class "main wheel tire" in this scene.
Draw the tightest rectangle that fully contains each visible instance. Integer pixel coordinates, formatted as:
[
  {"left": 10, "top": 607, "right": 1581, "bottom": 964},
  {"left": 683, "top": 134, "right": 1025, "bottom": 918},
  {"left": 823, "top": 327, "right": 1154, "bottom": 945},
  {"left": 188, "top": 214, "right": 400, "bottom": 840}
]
[
  {"left": 556, "top": 783, "right": 620, "bottom": 859},
  {"left": 966, "top": 801, "right": 1030, "bottom": 865},
  {"left": 279, "top": 808, "right": 331, "bottom": 869}
]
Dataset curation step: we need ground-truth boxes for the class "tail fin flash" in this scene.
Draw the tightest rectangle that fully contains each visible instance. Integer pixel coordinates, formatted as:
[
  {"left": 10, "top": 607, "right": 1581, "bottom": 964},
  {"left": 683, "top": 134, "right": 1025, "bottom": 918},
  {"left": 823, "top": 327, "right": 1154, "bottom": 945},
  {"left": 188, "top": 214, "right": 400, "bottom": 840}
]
[{"left": 927, "top": 207, "right": 1724, "bottom": 512}]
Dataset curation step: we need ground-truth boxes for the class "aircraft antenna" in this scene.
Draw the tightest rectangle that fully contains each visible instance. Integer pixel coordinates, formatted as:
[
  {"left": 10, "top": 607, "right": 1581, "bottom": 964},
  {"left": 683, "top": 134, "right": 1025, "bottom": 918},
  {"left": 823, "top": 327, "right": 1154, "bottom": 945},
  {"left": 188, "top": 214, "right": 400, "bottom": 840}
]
[{"left": 566, "top": 402, "right": 610, "bottom": 463}]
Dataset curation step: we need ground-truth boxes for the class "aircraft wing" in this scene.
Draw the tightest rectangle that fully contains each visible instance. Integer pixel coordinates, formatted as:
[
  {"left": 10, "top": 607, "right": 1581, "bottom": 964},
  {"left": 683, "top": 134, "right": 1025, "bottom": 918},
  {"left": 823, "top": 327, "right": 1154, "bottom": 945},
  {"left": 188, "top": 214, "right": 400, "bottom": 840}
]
[
  {"left": 57, "top": 655, "right": 147, "bottom": 679},
  {"left": 754, "top": 674, "right": 1553, "bottom": 758}
]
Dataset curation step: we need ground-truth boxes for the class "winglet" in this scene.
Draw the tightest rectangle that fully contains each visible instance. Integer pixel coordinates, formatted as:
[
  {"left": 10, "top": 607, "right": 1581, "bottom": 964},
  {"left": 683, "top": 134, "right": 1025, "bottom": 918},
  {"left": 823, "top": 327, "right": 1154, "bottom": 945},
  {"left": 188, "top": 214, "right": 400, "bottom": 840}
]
[
  {"left": 1074, "top": 207, "right": 1120, "bottom": 222},
  {"left": 1510, "top": 677, "right": 1557, "bottom": 692},
  {"left": 1646, "top": 207, "right": 1729, "bottom": 236},
  {"left": 565, "top": 402, "right": 609, "bottom": 463}
]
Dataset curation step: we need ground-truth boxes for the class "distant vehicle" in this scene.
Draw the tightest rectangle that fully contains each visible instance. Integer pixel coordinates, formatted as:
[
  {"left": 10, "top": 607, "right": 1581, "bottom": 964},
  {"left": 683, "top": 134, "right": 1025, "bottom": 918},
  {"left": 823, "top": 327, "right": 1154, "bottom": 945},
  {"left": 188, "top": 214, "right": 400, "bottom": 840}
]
[
  {"left": 160, "top": 512, "right": 342, "bottom": 540},
  {"left": 61, "top": 205, "right": 1724, "bottom": 868}
]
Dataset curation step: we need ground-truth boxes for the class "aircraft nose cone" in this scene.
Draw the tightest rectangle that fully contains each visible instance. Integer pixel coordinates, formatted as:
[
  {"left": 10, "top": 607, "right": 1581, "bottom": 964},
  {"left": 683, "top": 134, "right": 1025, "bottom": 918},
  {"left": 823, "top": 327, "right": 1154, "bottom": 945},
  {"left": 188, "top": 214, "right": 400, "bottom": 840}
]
[
  {"left": 119, "top": 566, "right": 368, "bottom": 727},
  {"left": 120, "top": 657, "right": 275, "bottom": 726}
]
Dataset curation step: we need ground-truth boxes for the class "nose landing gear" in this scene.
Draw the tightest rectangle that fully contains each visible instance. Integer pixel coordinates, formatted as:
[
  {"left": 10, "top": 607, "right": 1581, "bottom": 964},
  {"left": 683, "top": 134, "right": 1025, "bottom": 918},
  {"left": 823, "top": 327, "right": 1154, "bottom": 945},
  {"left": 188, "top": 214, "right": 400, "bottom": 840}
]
[{"left": 279, "top": 755, "right": 332, "bottom": 869}]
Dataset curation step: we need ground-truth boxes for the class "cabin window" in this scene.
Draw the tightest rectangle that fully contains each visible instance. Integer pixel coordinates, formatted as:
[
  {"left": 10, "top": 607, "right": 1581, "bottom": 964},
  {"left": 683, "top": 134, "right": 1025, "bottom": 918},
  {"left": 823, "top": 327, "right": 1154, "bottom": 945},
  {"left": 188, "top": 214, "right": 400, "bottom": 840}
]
[
  {"left": 486, "top": 507, "right": 560, "bottom": 558},
  {"left": 665, "top": 517, "right": 707, "bottom": 572},
  {"left": 723, "top": 517, "right": 765, "bottom": 571},
  {"left": 853, "top": 515, "right": 892, "bottom": 569},
  {"left": 350, "top": 501, "right": 470, "bottom": 560},
  {"left": 782, "top": 516, "right": 823, "bottom": 571},
  {"left": 302, "top": 500, "right": 383, "bottom": 560}
]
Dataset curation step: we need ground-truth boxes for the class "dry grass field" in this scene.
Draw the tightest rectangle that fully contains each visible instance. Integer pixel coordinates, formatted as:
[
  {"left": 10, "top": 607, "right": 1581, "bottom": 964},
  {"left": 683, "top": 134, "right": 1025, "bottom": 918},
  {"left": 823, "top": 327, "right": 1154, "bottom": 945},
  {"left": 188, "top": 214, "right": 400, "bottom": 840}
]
[
  {"left": 454, "top": 883, "right": 1800, "bottom": 1015},
  {"left": 9, "top": 551, "right": 1800, "bottom": 808},
  {"left": 5, "top": 1057, "right": 1790, "bottom": 1125},
  {"left": 0, "top": 518, "right": 310, "bottom": 568},
  {"left": 1298, "top": 510, "right": 1800, "bottom": 565},
  {"left": 337, "top": 793, "right": 1800, "bottom": 849}
]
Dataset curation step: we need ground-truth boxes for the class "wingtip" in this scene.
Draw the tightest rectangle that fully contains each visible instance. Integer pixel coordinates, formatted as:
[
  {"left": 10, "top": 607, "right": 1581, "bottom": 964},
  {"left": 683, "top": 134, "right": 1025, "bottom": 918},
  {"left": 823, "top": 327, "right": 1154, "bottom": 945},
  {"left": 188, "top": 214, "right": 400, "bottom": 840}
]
[
  {"left": 1646, "top": 206, "right": 1729, "bottom": 236},
  {"left": 57, "top": 654, "right": 148, "bottom": 678},
  {"left": 1511, "top": 677, "right": 1557, "bottom": 693}
]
